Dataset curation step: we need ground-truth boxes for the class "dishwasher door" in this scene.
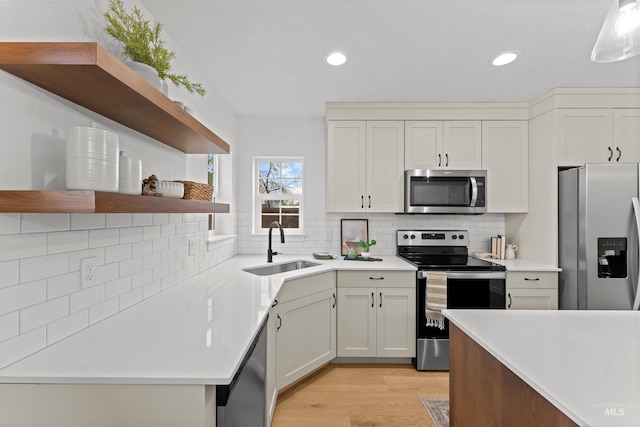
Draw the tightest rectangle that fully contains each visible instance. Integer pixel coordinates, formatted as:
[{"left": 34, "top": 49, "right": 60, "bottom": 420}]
[{"left": 217, "top": 316, "right": 267, "bottom": 427}]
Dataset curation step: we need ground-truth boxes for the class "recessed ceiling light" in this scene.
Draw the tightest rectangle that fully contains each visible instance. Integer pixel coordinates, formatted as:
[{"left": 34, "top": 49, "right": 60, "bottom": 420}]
[
  {"left": 491, "top": 51, "right": 520, "bottom": 66},
  {"left": 326, "top": 52, "right": 347, "bottom": 66}
]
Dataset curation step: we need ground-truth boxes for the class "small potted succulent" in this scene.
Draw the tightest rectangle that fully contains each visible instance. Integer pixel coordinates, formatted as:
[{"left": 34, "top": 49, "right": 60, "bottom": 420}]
[
  {"left": 358, "top": 239, "right": 377, "bottom": 259},
  {"left": 104, "top": 0, "right": 206, "bottom": 96}
]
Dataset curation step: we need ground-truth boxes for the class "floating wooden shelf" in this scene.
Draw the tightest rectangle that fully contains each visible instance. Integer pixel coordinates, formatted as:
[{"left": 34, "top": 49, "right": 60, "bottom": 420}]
[
  {"left": 0, "top": 191, "right": 230, "bottom": 214},
  {"left": 0, "top": 42, "right": 230, "bottom": 155}
]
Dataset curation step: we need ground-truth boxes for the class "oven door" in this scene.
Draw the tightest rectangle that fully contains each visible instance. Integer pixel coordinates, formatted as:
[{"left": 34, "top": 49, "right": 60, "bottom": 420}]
[{"left": 416, "top": 270, "right": 506, "bottom": 339}]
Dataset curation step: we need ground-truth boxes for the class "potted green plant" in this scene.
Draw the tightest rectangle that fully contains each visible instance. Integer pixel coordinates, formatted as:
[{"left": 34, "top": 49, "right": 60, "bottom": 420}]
[
  {"left": 358, "top": 239, "right": 377, "bottom": 258},
  {"left": 104, "top": 0, "right": 206, "bottom": 96}
]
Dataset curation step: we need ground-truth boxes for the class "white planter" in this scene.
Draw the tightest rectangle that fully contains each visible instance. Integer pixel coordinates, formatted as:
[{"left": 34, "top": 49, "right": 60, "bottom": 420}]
[
  {"left": 360, "top": 251, "right": 371, "bottom": 259},
  {"left": 126, "top": 61, "right": 164, "bottom": 93}
]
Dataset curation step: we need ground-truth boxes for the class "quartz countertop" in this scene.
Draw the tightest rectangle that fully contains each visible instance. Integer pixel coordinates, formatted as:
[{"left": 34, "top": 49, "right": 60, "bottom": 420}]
[
  {"left": 0, "top": 254, "right": 415, "bottom": 385},
  {"left": 443, "top": 309, "right": 640, "bottom": 426},
  {"left": 472, "top": 255, "right": 561, "bottom": 272}
]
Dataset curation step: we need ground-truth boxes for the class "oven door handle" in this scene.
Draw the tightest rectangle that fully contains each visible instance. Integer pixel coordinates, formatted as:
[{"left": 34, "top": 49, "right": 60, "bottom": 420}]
[{"left": 417, "top": 271, "right": 506, "bottom": 280}]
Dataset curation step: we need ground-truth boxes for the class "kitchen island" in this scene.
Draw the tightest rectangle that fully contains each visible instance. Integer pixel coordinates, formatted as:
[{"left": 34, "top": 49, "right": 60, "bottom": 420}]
[
  {"left": 0, "top": 254, "right": 414, "bottom": 426},
  {"left": 443, "top": 309, "right": 640, "bottom": 426}
]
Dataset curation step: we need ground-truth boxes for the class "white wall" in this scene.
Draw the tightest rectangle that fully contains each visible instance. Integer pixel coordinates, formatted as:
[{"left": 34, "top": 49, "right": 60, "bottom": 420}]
[
  {"left": 236, "top": 117, "right": 505, "bottom": 257},
  {"left": 0, "top": 0, "right": 238, "bottom": 368}
]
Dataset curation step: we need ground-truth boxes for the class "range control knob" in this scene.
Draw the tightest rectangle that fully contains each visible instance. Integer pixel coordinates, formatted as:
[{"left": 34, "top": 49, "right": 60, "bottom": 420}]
[
  {"left": 458, "top": 234, "right": 465, "bottom": 240},
  {"left": 410, "top": 234, "right": 416, "bottom": 239},
  {"left": 452, "top": 235, "right": 458, "bottom": 240},
  {"left": 403, "top": 234, "right": 409, "bottom": 239}
]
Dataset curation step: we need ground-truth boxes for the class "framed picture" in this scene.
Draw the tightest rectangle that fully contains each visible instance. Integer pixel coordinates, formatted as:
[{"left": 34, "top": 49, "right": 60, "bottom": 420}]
[{"left": 340, "top": 219, "right": 368, "bottom": 256}]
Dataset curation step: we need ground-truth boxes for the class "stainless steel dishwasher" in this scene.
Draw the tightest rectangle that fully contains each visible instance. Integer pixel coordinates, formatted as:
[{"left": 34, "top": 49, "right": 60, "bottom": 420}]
[{"left": 217, "top": 315, "right": 267, "bottom": 427}]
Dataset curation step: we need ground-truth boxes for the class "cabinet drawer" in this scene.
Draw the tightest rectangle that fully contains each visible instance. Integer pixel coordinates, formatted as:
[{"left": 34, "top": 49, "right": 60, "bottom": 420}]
[
  {"left": 337, "top": 270, "right": 415, "bottom": 288},
  {"left": 507, "top": 271, "right": 557, "bottom": 289},
  {"left": 277, "top": 271, "right": 336, "bottom": 303}
]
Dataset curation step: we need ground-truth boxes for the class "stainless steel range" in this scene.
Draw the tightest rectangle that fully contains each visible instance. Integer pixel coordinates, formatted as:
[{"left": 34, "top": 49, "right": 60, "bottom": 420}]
[{"left": 396, "top": 229, "right": 506, "bottom": 371}]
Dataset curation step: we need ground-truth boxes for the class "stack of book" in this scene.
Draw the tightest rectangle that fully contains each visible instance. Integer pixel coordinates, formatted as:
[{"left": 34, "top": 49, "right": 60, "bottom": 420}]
[{"left": 491, "top": 235, "right": 507, "bottom": 259}]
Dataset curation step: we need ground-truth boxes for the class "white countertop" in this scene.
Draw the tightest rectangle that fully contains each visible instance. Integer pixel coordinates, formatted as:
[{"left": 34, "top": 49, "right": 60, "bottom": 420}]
[
  {"left": 0, "top": 254, "right": 415, "bottom": 385},
  {"left": 473, "top": 255, "right": 561, "bottom": 272},
  {"left": 443, "top": 309, "right": 640, "bottom": 427}
]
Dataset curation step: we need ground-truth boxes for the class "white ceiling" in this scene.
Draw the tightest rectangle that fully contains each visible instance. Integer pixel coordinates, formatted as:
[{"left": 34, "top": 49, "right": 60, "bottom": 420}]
[{"left": 141, "top": 0, "right": 640, "bottom": 117}]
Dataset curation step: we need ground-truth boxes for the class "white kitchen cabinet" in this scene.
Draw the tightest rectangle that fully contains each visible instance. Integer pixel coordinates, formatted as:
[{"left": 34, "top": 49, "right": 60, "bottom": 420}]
[
  {"left": 404, "top": 121, "right": 481, "bottom": 170},
  {"left": 336, "top": 271, "right": 415, "bottom": 358},
  {"left": 271, "top": 272, "right": 336, "bottom": 391},
  {"left": 327, "top": 121, "right": 404, "bottom": 212},
  {"left": 506, "top": 271, "right": 558, "bottom": 310},
  {"left": 482, "top": 121, "right": 528, "bottom": 213},
  {"left": 265, "top": 302, "right": 279, "bottom": 425},
  {"left": 557, "top": 108, "right": 640, "bottom": 166}
]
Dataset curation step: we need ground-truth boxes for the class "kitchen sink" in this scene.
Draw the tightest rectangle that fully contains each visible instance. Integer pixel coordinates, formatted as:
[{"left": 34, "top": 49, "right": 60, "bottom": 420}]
[{"left": 243, "top": 260, "right": 321, "bottom": 276}]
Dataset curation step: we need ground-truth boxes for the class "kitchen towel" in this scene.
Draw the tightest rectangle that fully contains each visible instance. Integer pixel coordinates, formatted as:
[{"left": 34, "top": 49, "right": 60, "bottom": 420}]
[{"left": 425, "top": 271, "right": 447, "bottom": 330}]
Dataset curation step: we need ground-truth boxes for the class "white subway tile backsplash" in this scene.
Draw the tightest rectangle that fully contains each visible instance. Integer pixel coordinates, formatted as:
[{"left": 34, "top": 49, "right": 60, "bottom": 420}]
[
  {"left": 105, "top": 214, "right": 132, "bottom": 229},
  {"left": 152, "top": 213, "right": 170, "bottom": 225},
  {"left": 0, "top": 312, "right": 19, "bottom": 343},
  {"left": 88, "top": 228, "right": 119, "bottom": 248},
  {"left": 20, "top": 253, "right": 69, "bottom": 284},
  {"left": 153, "top": 237, "right": 169, "bottom": 254},
  {"left": 47, "top": 230, "right": 88, "bottom": 254},
  {"left": 161, "top": 223, "right": 176, "bottom": 238},
  {"left": 169, "top": 213, "right": 183, "bottom": 224},
  {"left": 119, "top": 257, "right": 143, "bottom": 277},
  {"left": 132, "top": 213, "right": 153, "bottom": 226},
  {"left": 175, "top": 223, "right": 188, "bottom": 236},
  {"left": 131, "top": 240, "right": 153, "bottom": 257},
  {"left": 0, "top": 260, "right": 19, "bottom": 289},
  {"left": 105, "top": 277, "right": 131, "bottom": 300},
  {"left": 70, "top": 285, "right": 105, "bottom": 314},
  {"left": 0, "top": 233, "right": 46, "bottom": 262},
  {"left": 143, "top": 225, "right": 162, "bottom": 241},
  {"left": 47, "top": 271, "right": 81, "bottom": 299},
  {"left": 0, "top": 281, "right": 46, "bottom": 315},
  {"left": 0, "top": 327, "right": 46, "bottom": 368},
  {"left": 69, "top": 249, "right": 104, "bottom": 271},
  {"left": 70, "top": 214, "right": 105, "bottom": 230},
  {"left": 142, "top": 280, "right": 162, "bottom": 299},
  {"left": 143, "top": 252, "right": 162, "bottom": 271},
  {"left": 20, "top": 297, "right": 69, "bottom": 333},
  {"left": 96, "top": 262, "right": 119, "bottom": 286},
  {"left": 152, "top": 262, "right": 169, "bottom": 281},
  {"left": 88, "top": 298, "right": 119, "bottom": 325},
  {"left": 104, "top": 243, "right": 132, "bottom": 264},
  {"left": 119, "top": 287, "right": 142, "bottom": 310},
  {"left": 21, "top": 214, "right": 69, "bottom": 233},
  {"left": 131, "top": 268, "right": 153, "bottom": 289},
  {"left": 119, "top": 226, "right": 143, "bottom": 244},
  {"left": 47, "top": 309, "right": 88, "bottom": 345},
  {"left": 0, "top": 214, "right": 21, "bottom": 235}
]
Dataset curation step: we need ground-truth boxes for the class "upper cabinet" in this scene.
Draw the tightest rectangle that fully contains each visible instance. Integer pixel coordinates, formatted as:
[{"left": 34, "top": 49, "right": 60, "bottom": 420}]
[
  {"left": 327, "top": 121, "right": 404, "bottom": 212},
  {"left": 0, "top": 42, "right": 230, "bottom": 155},
  {"left": 557, "top": 108, "right": 640, "bottom": 166},
  {"left": 405, "top": 121, "right": 482, "bottom": 170},
  {"left": 482, "top": 121, "right": 528, "bottom": 213}
]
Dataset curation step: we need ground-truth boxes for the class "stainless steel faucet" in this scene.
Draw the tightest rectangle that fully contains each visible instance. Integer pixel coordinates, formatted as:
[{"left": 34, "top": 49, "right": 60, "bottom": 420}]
[{"left": 267, "top": 221, "right": 285, "bottom": 262}]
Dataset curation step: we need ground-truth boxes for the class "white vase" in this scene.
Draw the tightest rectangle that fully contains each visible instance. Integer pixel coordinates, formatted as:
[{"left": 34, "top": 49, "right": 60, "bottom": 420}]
[
  {"left": 126, "top": 61, "right": 163, "bottom": 92},
  {"left": 360, "top": 251, "right": 371, "bottom": 259}
]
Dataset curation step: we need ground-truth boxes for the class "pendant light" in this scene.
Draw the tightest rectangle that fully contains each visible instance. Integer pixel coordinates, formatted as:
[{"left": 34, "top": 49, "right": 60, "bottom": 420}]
[{"left": 591, "top": 0, "right": 640, "bottom": 62}]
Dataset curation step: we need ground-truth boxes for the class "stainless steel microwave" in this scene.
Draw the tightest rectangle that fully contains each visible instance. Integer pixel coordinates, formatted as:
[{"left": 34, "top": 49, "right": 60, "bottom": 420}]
[{"left": 404, "top": 169, "right": 487, "bottom": 214}]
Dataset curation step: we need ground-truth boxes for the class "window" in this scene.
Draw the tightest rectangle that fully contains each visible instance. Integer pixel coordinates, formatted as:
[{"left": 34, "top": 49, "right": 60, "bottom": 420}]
[{"left": 254, "top": 157, "right": 303, "bottom": 233}]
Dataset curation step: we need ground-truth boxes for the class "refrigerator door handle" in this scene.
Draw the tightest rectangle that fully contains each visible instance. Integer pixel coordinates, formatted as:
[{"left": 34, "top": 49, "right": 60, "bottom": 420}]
[{"left": 632, "top": 197, "right": 640, "bottom": 311}]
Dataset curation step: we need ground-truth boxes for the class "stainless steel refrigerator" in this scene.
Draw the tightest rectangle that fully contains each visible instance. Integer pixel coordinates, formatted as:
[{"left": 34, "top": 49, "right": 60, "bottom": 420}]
[{"left": 559, "top": 163, "right": 640, "bottom": 310}]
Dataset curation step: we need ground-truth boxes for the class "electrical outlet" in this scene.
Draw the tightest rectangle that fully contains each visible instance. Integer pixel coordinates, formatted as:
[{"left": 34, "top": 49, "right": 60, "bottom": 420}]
[
  {"left": 80, "top": 257, "right": 97, "bottom": 288},
  {"left": 189, "top": 238, "right": 198, "bottom": 255}
]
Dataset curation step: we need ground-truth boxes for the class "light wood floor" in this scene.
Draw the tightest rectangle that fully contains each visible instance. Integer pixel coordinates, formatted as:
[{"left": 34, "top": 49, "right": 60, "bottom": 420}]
[{"left": 271, "top": 364, "right": 449, "bottom": 427}]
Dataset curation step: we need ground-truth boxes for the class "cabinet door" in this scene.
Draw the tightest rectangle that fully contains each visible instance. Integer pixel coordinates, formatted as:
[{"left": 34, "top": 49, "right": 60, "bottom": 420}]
[
  {"left": 327, "top": 121, "right": 367, "bottom": 212},
  {"left": 557, "top": 109, "right": 613, "bottom": 166},
  {"left": 276, "top": 289, "right": 336, "bottom": 389},
  {"left": 506, "top": 288, "right": 558, "bottom": 310},
  {"left": 337, "top": 287, "right": 377, "bottom": 357},
  {"left": 482, "top": 121, "right": 528, "bottom": 213},
  {"left": 366, "top": 121, "right": 405, "bottom": 212},
  {"left": 443, "top": 121, "right": 482, "bottom": 169},
  {"left": 376, "top": 288, "right": 416, "bottom": 357},
  {"left": 266, "top": 308, "right": 279, "bottom": 424},
  {"left": 613, "top": 109, "right": 640, "bottom": 162},
  {"left": 404, "top": 121, "right": 444, "bottom": 169}
]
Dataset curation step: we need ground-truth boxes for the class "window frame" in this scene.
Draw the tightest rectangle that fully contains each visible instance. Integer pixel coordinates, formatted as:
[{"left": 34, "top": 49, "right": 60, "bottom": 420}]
[{"left": 253, "top": 156, "right": 304, "bottom": 234}]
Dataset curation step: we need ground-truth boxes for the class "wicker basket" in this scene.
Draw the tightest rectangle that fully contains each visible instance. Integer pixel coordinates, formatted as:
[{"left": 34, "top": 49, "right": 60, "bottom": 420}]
[{"left": 180, "top": 180, "right": 214, "bottom": 201}]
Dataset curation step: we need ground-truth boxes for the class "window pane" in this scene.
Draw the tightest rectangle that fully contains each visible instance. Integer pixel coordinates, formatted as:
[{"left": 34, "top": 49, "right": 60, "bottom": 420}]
[
  {"left": 281, "top": 162, "right": 302, "bottom": 178},
  {"left": 281, "top": 179, "right": 302, "bottom": 194},
  {"left": 281, "top": 215, "right": 299, "bottom": 228}
]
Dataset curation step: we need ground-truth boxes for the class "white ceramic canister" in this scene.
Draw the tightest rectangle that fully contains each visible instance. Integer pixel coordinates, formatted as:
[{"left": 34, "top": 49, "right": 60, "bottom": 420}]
[
  {"left": 65, "top": 125, "right": 119, "bottom": 192},
  {"left": 118, "top": 151, "right": 142, "bottom": 195}
]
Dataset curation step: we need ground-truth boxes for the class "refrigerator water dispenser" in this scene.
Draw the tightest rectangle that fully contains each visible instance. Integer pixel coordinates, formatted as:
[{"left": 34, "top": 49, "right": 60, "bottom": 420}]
[{"left": 597, "top": 238, "right": 627, "bottom": 278}]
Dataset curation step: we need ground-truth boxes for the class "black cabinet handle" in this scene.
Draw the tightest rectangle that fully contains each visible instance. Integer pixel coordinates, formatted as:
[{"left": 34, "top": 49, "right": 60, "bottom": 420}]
[
  {"left": 361, "top": 195, "right": 364, "bottom": 209},
  {"left": 524, "top": 277, "right": 540, "bottom": 281},
  {"left": 371, "top": 292, "right": 374, "bottom": 308},
  {"left": 379, "top": 292, "right": 382, "bottom": 308},
  {"left": 445, "top": 153, "right": 449, "bottom": 167},
  {"left": 438, "top": 154, "right": 442, "bottom": 167},
  {"left": 276, "top": 314, "right": 282, "bottom": 331},
  {"left": 369, "top": 277, "right": 384, "bottom": 280},
  {"left": 332, "top": 293, "right": 336, "bottom": 308},
  {"left": 616, "top": 147, "right": 622, "bottom": 161},
  {"left": 368, "top": 195, "right": 371, "bottom": 209},
  {"left": 508, "top": 293, "right": 512, "bottom": 308},
  {"left": 608, "top": 146, "right": 613, "bottom": 161},
  {"left": 271, "top": 299, "right": 279, "bottom": 308}
]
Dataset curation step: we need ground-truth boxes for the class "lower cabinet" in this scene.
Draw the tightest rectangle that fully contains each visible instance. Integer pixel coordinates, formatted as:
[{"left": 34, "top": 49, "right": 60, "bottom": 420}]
[
  {"left": 506, "top": 271, "right": 558, "bottom": 310},
  {"left": 336, "top": 271, "right": 416, "bottom": 358},
  {"left": 266, "top": 271, "right": 336, "bottom": 423}
]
